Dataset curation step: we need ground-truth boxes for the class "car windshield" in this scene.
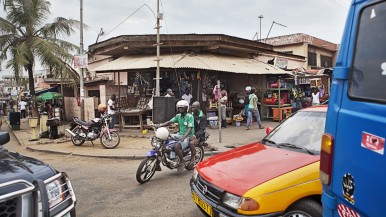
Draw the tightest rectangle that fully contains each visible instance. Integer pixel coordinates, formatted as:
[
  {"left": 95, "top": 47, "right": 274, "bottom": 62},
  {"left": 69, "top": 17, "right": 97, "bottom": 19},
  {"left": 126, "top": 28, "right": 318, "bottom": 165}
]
[{"left": 262, "top": 110, "right": 326, "bottom": 155}]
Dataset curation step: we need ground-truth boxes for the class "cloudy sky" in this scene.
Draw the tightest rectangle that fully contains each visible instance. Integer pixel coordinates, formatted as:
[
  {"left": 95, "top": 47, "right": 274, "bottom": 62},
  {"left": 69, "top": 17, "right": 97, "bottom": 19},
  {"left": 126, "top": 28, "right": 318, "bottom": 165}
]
[
  {"left": 1, "top": 0, "right": 350, "bottom": 74},
  {"left": 49, "top": 0, "right": 350, "bottom": 46}
]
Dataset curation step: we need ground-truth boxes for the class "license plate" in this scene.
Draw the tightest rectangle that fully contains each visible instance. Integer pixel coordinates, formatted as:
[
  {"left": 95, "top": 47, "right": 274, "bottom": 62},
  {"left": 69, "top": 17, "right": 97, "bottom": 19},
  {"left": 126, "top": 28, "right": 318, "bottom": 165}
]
[{"left": 192, "top": 191, "right": 213, "bottom": 217}]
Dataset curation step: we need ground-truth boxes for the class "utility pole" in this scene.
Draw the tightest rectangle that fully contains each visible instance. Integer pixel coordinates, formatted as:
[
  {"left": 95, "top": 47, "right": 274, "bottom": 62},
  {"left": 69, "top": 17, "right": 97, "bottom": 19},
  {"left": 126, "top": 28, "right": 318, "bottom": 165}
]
[
  {"left": 258, "top": 15, "right": 263, "bottom": 41},
  {"left": 79, "top": 0, "right": 85, "bottom": 119},
  {"left": 155, "top": 0, "right": 162, "bottom": 96}
]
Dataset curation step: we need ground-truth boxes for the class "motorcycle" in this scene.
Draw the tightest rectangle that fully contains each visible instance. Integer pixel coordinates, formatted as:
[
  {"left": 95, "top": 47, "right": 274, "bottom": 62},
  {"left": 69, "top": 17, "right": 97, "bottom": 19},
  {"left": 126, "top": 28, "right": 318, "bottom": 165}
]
[
  {"left": 136, "top": 126, "right": 208, "bottom": 184},
  {"left": 65, "top": 112, "right": 120, "bottom": 149}
]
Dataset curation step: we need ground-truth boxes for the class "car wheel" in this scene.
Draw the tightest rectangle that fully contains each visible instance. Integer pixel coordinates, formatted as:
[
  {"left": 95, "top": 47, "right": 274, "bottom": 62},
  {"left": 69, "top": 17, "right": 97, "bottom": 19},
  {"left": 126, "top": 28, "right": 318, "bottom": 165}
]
[{"left": 284, "top": 198, "right": 322, "bottom": 217}]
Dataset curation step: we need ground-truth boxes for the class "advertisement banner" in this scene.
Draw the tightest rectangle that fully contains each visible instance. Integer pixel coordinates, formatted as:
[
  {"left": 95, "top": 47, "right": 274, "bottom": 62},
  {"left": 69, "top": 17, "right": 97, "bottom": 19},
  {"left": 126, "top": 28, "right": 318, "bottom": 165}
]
[{"left": 74, "top": 55, "right": 88, "bottom": 69}]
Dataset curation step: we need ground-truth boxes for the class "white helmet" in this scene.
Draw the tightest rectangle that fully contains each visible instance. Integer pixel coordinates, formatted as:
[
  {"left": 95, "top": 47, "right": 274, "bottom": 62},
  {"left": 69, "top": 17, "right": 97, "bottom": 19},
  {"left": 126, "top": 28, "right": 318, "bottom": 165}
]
[
  {"left": 155, "top": 127, "right": 169, "bottom": 140},
  {"left": 176, "top": 100, "right": 189, "bottom": 111}
]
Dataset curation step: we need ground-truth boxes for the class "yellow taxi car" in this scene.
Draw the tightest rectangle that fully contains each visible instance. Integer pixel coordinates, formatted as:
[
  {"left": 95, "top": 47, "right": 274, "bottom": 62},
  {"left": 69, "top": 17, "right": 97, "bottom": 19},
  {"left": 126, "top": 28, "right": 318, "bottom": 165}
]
[{"left": 190, "top": 106, "right": 327, "bottom": 217}]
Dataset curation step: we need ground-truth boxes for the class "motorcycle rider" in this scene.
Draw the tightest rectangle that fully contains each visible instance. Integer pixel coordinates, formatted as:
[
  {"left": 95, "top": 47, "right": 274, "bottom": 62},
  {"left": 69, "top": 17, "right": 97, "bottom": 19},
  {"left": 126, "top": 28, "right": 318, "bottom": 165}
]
[
  {"left": 189, "top": 101, "right": 206, "bottom": 165},
  {"left": 156, "top": 100, "right": 195, "bottom": 172}
]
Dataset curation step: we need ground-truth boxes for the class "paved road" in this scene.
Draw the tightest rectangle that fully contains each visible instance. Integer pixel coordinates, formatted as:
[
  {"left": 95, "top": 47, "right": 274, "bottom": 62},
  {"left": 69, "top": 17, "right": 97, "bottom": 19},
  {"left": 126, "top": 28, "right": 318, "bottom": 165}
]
[{"left": 5, "top": 128, "right": 206, "bottom": 217}]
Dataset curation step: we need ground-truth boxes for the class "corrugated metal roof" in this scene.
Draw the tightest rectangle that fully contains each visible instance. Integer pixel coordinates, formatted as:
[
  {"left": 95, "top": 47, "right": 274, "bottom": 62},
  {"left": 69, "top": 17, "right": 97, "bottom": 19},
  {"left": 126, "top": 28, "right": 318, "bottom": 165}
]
[{"left": 92, "top": 53, "right": 291, "bottom": 75}]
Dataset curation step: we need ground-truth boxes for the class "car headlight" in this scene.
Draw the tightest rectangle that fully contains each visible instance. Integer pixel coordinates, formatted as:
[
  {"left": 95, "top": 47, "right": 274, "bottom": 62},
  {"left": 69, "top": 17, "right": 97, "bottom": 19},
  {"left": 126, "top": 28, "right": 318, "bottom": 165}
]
[
  {"left": 46, "top": 179, "right": 65, "bottom": 208},
  {"left": 222, "top": 192, "right": 241, "bottom": 209},
  {"left": 192, "top": 168, "right": 199, "bottom": 182},
  {"left": 239, "top": 197, "right": 260, "bottom": 211}
]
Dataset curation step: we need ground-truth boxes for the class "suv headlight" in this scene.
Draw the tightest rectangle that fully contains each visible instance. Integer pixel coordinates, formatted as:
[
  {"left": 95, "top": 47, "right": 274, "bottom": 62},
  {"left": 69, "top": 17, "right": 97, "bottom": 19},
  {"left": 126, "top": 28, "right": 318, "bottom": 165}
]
[
  {"left": 46, "top": 178, "right": 65, "bottom": 208},
  {"left": 222, "top": 192, "right": 241, "bottom": 209}
]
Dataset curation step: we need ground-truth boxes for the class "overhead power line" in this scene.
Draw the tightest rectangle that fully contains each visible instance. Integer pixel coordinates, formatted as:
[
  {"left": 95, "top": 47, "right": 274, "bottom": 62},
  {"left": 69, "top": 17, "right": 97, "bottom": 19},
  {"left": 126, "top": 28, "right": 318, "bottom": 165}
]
[{"left": 99, "top": 0, "right": 153, "bottom": 41}]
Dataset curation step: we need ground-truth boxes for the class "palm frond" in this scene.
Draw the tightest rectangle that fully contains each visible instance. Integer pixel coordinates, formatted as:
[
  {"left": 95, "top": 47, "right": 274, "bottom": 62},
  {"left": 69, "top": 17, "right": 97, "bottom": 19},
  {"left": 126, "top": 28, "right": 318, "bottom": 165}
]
[
  {"left": 0, "top": 17, "right": 18, "bottom": 34},
  {"left": 39, "top": 17, "right": 81, "bottom": 38}
]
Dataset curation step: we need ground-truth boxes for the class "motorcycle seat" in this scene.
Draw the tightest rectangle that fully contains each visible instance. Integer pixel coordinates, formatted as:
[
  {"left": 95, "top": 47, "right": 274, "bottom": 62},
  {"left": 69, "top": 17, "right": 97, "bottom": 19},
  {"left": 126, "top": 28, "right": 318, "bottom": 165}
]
[{"left": 74, "top": 118, "right": 90, "bottom": 126}]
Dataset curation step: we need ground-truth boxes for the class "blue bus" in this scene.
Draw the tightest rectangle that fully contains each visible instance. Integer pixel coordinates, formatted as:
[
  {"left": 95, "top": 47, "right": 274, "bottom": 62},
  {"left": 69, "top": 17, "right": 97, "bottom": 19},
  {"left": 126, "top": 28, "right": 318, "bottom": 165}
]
[{"left": 320, "top": 0, "right": 386, "bottom": 216}]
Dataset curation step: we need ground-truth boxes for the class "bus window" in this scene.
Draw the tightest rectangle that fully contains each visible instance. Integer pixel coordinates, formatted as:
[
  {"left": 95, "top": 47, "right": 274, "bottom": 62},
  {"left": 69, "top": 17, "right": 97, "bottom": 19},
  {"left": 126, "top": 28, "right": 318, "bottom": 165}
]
[{"left": 349, "top": 2, "right": 386, "bottom": 103}]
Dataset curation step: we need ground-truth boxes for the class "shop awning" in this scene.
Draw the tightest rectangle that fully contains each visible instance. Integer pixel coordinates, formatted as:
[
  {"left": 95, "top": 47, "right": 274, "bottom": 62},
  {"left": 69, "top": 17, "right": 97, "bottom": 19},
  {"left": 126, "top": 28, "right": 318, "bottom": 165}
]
[{"left": 92, "top": 53, "right": 292, "bottom": 75}]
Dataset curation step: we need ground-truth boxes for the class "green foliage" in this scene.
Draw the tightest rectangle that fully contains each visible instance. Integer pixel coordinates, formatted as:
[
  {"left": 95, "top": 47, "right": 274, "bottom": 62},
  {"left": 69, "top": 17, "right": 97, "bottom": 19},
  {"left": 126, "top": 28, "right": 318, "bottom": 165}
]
[
  {"left": 0, "top": 0, "right": 80, "bottom": 85},
  {"left": 0, "top": 0, "right": 81, "bottom": 116}
]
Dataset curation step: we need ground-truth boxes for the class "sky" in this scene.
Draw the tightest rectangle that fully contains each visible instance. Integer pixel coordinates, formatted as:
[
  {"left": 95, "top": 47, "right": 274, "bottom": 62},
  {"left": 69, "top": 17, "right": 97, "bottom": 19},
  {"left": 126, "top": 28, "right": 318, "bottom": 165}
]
[{"left": 0, "top": 0, "right": 351, "bottom": 74}]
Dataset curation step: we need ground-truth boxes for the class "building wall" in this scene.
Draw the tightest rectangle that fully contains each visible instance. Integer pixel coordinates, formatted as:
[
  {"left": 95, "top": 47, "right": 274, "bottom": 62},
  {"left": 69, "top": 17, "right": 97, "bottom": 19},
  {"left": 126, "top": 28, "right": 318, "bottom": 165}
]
[
  {"left": 257, "top": 52, "right": 306, "bottom": 70},
  {"left": 85, "top": 85, "right": 101, "bottom": 97},
  {"left": 112, "top": 72, "right": 128, "bottom": 85},
  {"left": 64, "top": 97, "right": 80, "bottom": 120},
  {"left": 100, "top": 85, "right": 128, "bottom": 105},
  {"left": 64, "top": 96, "right": 97, "bottom": 121}
]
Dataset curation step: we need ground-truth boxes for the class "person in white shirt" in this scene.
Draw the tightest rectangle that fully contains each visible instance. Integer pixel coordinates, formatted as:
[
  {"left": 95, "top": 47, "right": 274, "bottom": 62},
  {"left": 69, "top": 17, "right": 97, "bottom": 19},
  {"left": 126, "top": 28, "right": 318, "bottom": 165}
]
[
  {"left": 312, "top": 88, "right": 320, "bottom": 105},
  {"left": 107, "top": 94, "right": 116, "bottom": 129},
  {"left": 181, "top": 88, "right": 193, "bottom": 105},
  {"left": 19, "top": 99, "right": 27, "bottom": 118}
]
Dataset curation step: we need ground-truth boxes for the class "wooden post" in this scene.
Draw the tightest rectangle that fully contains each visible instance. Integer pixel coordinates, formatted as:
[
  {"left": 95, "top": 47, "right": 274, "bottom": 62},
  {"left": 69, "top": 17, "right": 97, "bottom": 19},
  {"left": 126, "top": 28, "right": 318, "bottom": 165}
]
[{"left": 118, "top": 73, "right": 122, "bottom": 132}]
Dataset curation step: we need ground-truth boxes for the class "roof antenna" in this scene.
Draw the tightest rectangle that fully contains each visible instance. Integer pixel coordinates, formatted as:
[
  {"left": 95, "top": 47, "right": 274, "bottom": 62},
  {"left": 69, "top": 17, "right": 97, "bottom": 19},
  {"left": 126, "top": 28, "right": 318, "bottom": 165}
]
[{"left": 265, "top": 21, "right": 287, "bottom": 43}]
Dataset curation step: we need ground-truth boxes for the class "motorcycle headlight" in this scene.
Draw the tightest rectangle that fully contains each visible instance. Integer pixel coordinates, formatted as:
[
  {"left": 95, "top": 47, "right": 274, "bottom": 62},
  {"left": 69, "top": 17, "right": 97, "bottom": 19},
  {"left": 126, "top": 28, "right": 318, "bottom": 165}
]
[
  {"left": 46, "top": 178, "right": 65, "bottom": 208},
  {"left": 222, "top": 192, "right": 241, "bottom": 210},
  {"left": 192, "top": 168, "right": 199, "bottom": 182},
  {"left": 150, "top": 137, "right": 158, "bottom": 147}
]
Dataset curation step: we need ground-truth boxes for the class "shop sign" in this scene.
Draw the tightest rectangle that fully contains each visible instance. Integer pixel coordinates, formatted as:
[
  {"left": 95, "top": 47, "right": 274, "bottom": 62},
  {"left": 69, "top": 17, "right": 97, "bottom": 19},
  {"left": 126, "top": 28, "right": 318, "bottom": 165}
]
[
  {"left": 275, "top": 57, "right": 288, "bottom": 69},
  {"left": 297, "top": 77, "right": 310, "bottom": 85}
]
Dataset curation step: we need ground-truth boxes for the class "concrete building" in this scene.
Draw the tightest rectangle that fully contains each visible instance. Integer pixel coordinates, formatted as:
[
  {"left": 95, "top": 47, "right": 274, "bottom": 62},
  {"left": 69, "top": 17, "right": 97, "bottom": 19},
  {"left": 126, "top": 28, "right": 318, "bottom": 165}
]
[{"left": 264, "top": 33, "right": 339, "bottom": 70}]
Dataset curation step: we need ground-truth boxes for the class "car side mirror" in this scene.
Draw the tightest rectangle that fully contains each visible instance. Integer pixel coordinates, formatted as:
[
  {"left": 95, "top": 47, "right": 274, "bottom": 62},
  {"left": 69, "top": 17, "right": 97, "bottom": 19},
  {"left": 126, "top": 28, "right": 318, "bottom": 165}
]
[
  {"left": 0, "top": 132, "right": 10, "bottom": 146},
  {"left": 266, "top": 127, "right": 273, "bottom": 135}
]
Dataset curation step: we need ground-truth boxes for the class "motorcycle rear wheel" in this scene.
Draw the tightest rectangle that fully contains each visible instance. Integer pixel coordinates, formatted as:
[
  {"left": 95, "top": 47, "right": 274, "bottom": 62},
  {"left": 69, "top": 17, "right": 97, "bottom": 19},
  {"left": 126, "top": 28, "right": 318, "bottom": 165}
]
[
  {"left": 186, "top": 146, "right": 205, "bottom": 170},
  {"left": 71, "top": 127, "right": 85, "bottom": 146},
  {"left": 100, "top": 131, "right": 120, "bottom": 149},
  {"left": 136, "top": 156, "right": 157, "bottom": 184}
]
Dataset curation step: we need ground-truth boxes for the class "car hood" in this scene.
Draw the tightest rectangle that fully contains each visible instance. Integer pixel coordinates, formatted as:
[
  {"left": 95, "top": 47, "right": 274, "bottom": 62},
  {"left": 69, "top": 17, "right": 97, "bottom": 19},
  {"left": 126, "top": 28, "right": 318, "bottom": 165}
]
[
  {"left": 197, "top": 142, "right": 319, "bottom": 196},
  {"left": 0, "top": 149, "right": 57, "bottom": 184}
]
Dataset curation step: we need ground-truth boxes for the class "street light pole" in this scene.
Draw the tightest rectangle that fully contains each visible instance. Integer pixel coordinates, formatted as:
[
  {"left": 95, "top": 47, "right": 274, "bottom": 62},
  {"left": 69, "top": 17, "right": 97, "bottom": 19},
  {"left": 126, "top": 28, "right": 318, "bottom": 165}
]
[
  {"left": 155, "top": 0, "right": 162, "bottom": 96},
  {"left": 258, "top": 15, "right": 263, "bottom": 41},
  {"left": 79, "top": 0, "right": 85, "bottom": 119}
]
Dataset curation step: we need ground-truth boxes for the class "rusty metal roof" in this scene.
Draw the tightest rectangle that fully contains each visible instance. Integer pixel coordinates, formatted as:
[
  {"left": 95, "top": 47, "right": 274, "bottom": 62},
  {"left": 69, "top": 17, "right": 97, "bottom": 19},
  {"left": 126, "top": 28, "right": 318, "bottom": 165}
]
[{"left": 92, "top": 53, "right": 291, "bottom": 75}]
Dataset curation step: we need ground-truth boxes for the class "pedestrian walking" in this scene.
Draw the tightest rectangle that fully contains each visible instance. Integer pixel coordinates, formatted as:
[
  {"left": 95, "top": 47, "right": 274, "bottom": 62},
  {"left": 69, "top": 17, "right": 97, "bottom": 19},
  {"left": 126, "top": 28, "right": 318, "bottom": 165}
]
[
  {"left": 246, "top": 88, "right": 264, "bottom": 130},
  {"left": 244, "top": 86, "right": 251, "bottom": 118},
  {"left": 19, "top": 98, "right": 27, "bottom": 118}
]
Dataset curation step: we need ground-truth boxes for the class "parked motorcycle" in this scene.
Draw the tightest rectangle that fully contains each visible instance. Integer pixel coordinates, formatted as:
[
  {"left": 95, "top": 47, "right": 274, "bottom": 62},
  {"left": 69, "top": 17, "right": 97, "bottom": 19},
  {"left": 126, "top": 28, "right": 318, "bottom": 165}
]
[
  {"left": 136, "top": 126, "right": 207, "bottom": 184},
  {"left": 66, "top": 112, "right": 120, "bottom": 149}
]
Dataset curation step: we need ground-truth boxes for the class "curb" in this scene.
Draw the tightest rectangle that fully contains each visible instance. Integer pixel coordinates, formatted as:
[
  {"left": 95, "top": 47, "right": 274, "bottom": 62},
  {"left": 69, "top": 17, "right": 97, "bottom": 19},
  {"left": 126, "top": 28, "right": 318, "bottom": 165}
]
[
  {"left": 7, "top": 123, "right": 25, "bottom": 147},
  {"left": 24, "top": 146, "right": 222, "bottom": 160}
]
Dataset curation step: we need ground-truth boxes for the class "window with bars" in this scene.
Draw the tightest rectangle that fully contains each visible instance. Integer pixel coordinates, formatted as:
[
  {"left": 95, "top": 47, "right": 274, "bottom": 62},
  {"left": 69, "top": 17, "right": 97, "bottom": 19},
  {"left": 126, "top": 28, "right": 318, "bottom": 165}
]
[
  {"left": 308, "top": 52, "right": 317, "bottom": 66},
  {"left": 320, "top": 55, "right": 333, "bottom": 68}
]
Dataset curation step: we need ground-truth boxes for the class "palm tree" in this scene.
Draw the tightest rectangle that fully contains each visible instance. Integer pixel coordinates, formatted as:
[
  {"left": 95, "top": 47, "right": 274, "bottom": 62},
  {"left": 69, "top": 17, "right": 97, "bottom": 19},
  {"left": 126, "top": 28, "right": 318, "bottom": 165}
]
[{"left": 0, "top": 0, "right": 80, "bottom": 116}]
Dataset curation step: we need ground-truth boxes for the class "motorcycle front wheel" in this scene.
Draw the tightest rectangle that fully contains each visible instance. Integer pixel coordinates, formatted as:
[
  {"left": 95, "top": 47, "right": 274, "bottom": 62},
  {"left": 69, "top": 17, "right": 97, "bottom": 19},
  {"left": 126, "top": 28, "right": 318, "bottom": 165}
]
[
  {"left": 136, "top": 156, "right": 157, "bottom": 184},
  {"left": 71, "top": 126, "right": 85, "bottom": 146},
  {"left": 100, "top": 131, "right": 120, "bottom": 149}
]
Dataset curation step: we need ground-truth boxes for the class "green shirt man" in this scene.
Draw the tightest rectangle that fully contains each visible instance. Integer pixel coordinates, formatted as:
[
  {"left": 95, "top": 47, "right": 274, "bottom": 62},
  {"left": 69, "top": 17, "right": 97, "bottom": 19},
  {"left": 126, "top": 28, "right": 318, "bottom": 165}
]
[{"left": 170, "top": 113, "right": 195, "bottom": 137}]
